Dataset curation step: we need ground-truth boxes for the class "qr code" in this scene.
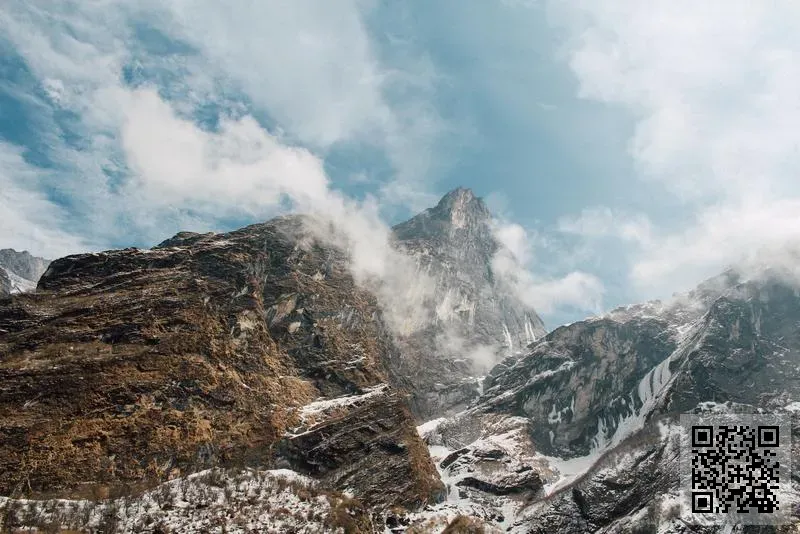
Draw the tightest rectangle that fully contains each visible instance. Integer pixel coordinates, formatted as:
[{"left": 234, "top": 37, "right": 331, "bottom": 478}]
[{"left": 680, "top": 414, "right": 792, "bottom": 526}]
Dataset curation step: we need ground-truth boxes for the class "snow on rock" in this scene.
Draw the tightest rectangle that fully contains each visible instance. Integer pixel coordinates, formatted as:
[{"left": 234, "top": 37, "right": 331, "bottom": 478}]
[
  {"left": 784, "top": 401, "right": 800, "bottom": 412},
  {"left": 400, "top": 413, "right": 551, "bottom": 532},
  {"left": 416, "top": 417, "right": 446, "bottom": 441},
  {"left": 2, "top": 266, "right": 36, "bottom": 294},
  {"left": 0, "top": 468, "right": 368, "bottom": 533},
  {"left": 288, "top": 384, "right": 389, "bottom": 434}
]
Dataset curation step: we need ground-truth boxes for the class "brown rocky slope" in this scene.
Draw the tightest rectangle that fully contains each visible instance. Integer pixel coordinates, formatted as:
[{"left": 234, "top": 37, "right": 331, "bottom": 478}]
[{"left": 0, "top": 215, "right": 442, "bottom": 511}]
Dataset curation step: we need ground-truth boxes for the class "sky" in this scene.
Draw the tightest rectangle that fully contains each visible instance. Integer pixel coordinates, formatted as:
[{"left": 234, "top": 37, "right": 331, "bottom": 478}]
[{"left": 2, "top": 1, "right": 800, "bottom": 328}]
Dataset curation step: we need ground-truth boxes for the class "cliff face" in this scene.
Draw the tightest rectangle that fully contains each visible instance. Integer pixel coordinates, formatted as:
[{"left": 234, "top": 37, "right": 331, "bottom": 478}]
[
  {"left": 0, "top": 269, "right": 10, "bottom": 296},
  {"left": 415, "top": 267, "right": 800, "bottom": 532},
  {"left": 391, "top": 188, "right": 547, "bottom": 418},
  {"left": 0, "top": 249, "right": 49, "bottom": 295},
  {"left": 0, "top": 216, "right": 441, "bottom": 509},
  {"left": 0, "top": 249, "right": 50, "bottom": 283}
]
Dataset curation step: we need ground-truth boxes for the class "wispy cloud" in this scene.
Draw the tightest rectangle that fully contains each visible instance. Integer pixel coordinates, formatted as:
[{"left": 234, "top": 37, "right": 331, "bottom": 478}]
[
  {"left": 552, "top": 0, "right": 800, "bottom": 297},
  {"left": 0, "top": 0, "right": 448, "bottom": 253},
  {"left": 558, "top": 207, "right": 652, "bottom": 246},
  {"left": 491, "top": 220, "right": 605, "bottom": 316},
  {"left": 0, "top": 142, "right": 88, "bottom": 257}
]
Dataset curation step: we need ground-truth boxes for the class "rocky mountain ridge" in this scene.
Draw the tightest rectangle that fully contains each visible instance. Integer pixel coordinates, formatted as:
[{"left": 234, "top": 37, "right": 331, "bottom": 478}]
[
  {"left": 1, "top": 189, "right": 798, "bottom": 532},
  {"left": 0, "top": 249, "right": 49, "bottom": 295},
  {"left": 0, "top": 189, "right": 549, "bottom": 532},
  {"left": 0, "top": 215, "right": 441, "bottom": 512},
  {"left": 391, "top": 187, "right": 547, "bottom": 418},
  {"left": 412, "top": 264, "right": 800, "bottom": 532}
]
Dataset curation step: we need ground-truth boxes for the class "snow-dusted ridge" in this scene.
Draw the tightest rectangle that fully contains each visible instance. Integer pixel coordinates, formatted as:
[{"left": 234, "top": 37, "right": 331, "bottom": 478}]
[
  {"left": 0, "top": 468, "right": 368, "bottom": 533},
  {"left": 286, "top": 384, "right": 390, "bottom": 437}
]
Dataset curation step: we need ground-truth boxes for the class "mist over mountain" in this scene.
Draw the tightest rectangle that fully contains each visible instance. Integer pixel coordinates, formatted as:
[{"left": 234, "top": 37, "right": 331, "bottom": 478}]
[{"left": 0, "top": 189, "right": 797, "bottom": 533}]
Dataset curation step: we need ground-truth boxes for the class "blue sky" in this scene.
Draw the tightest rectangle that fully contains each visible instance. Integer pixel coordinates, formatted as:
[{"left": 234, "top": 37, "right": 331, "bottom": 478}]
[{"left": 2, "top": 1, "right": 800, "bottom": 328}]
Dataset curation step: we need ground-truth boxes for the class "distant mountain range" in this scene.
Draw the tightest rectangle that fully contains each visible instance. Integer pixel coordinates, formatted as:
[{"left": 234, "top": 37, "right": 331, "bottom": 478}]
[{"left": 0, "top": 248, "right": 49, "bottom": 295}]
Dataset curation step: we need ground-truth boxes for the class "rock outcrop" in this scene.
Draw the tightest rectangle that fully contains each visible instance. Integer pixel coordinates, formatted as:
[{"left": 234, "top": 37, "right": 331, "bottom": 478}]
[
  {"left": 0, "top": 215, "right": 441, "bottom": 510},
  {"left": 0, "top": 269, "right": 10, "bottom": 296}
]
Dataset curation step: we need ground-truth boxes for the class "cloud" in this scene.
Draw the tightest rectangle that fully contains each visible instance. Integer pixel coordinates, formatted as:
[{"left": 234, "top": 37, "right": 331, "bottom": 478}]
[
  {"left": 493, "top": 222, "right": 533, "bottom": 264},
  {"left": 0, "top": 142, "right": 88, "bottom": 257},
  {"left": 0, "top": 1, "right": 475, "bottom": 356},
  {"left": 156, "top": 0, "right": 447, "bottom": 199},
  {"left": 630, "top": 198, "right": 800, "bottom": 292},
  {"left": 0, "top": 0, "right": 451, "bottom": 253},
  {"left": 491, "top": 221, "right": 605, "bottom": 315},
  {"left": 552, "top": 0, "right": 800, "bottom": 297},
  {"left": 120, "top": 88, "right": 330, "bottom": 214},
  {"left": 156, "top": 0, "right": 391, "bottom": 149},
  {"left": 558, "top": 207, "right": 652, "bottom": 245}
]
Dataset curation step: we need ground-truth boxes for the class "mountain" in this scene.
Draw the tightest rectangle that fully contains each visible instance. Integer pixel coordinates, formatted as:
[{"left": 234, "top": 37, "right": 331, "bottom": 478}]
[
  {"left": 0, "top": 189, "right": 549, "bottom": 532},
  {"left": 410, "top": 265, "right": 800, "bottom": 532},
  {"left": 0, "top": 249, "right": 50, "bottom": 295},
  {"left": 0, "top": 216, "right": 444, "bottom": 530},
  {"left": 1, "top": 189, "right": 798, "bottom": 532},
  {"left": 391, "top": 187, "right": 547, "bottom": 418}
]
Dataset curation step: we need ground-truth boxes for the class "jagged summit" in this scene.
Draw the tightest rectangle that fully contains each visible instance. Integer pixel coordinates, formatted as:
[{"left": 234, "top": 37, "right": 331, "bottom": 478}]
[
  {"left": 393, "top": 187, "right": 493, "bottom": 242},
  {"left": 432, "top": 187, "right": 491, "bottom": 227},
  {"left": 388, "top": 187, "right": 547, "bottom": 417}
]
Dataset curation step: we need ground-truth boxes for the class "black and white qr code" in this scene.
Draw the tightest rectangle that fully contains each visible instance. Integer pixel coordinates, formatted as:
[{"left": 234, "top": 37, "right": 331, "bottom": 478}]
[{"left": 680, "top": 414, "right": 792, "bottom": 526}]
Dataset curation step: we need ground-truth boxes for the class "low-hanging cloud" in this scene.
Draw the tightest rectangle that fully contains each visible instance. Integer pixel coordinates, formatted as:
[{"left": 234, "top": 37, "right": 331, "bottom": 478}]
[
  {"left": 491, "top": 221, "right": 605, "bottom": 315},
  {"left": 118, "top": 87, "right": 439, "bottom": 338}
]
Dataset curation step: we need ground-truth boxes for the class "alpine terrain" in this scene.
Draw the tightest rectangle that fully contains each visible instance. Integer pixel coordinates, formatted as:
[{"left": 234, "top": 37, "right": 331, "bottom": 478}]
[
  {"left": 0, "top": 189, "right": 797, "bottom": 533},
  {"left": 0, "top": 249, "right": 50, "bottom": 296}
]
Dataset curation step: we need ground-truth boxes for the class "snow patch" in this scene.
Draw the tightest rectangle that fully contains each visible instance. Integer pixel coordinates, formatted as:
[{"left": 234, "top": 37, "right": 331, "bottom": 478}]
[
  {"left": 417, "top": 418, "right": 446, "bottom": 440},
  {"left": 2, "top": 267, "right": 37, "bottom": 293},
  {"left": 784, "top": 401, "right": 800, "bottom": 412},
  {"left": 502, "top": 323, "right": 513, "bottom": 354}
]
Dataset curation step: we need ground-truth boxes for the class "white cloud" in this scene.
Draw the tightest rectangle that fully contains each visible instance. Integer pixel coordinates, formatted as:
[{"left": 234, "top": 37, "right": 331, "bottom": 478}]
[
  {"left": 631, "top": 199, "right": 800, "bottom": 294},
  {"left": 157, "top": 0, "right": 392, "bottom": 149},
  {"left": 0, "top": 0, "right": 448, "bottom": 253},
  {"left": 553, "top": 0, "right": 800, "bottom": 297},
  {"left": 155, "top": 0, "right": 447, "bottom": 198},
  {"left": 120, "top": 88, "right": 330, "bottom": 214},
  {"left": 493, "top": 222, "right": 533, "bottom": 264},
  {"left": 0, "top": 143, "right": 88, "bottom": 258},
  {"left": 491, "top": 221, "right": 605, "bottom": 315},
  {"left": 558, "top": 207, "right": 652, "bottom": 245}
]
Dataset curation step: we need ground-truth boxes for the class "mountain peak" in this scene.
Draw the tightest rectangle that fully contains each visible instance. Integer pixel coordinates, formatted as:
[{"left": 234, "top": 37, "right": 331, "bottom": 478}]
[
  {"left": 393, "top": 187, "right": 492, "bottom": 242},
  {"left": 438, "top": 186, "right": 475, "bottom": 205},
  {"left": 432, "top": 187, "right": 490, "bottom": 229}
]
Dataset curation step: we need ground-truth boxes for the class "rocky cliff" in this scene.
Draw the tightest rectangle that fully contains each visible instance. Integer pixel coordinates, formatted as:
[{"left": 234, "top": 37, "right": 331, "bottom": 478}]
[
  {"left": 409, "top": 265, "right": 800, "bottom": 533},
  {"left": 0, "top": 188, "right": 552, "bottom": 532},
  {"left": 391, "top": 188, "right": 547, "bottom": 418},
  {"left": 0, "top": 215, "right": 442, "bottom": 515},
  {"left": 0, "top": 269, "right": 10, "bottom": 296}
]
